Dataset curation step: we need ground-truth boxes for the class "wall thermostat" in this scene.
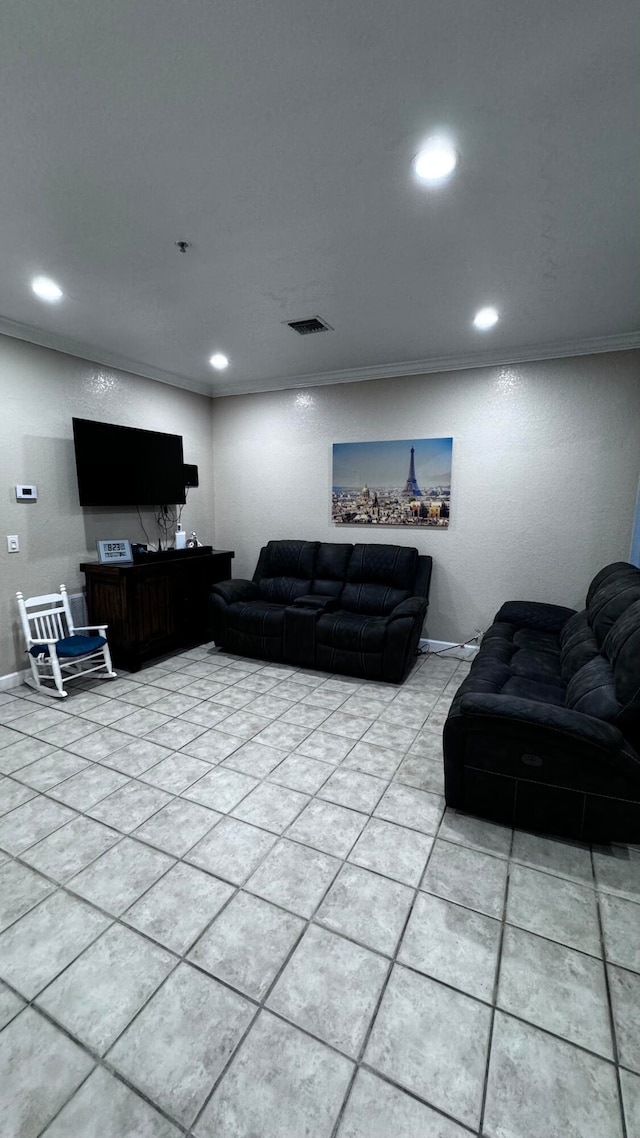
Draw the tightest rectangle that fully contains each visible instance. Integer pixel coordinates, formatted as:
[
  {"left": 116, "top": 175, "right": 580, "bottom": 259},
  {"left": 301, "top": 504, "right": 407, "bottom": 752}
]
[{"left": 15, "top": 484, "right": 38, "bottom": 501}]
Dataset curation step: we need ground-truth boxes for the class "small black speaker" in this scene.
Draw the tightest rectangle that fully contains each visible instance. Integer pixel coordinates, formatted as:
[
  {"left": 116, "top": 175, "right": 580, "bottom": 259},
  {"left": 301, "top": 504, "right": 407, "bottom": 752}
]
[{"left": 183, "top": 464, "right": 199, "bottom": 488}]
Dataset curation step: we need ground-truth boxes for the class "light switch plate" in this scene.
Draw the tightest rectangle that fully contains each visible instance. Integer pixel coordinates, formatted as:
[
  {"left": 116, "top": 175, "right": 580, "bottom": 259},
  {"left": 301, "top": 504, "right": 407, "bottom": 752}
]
[{"left": 7, "top": 535, "right": 19, "bottom": 553}]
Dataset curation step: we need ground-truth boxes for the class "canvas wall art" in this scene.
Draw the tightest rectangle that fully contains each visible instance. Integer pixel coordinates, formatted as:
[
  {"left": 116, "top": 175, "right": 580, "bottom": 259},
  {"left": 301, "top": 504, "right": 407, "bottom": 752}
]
[{"left": 332, "top": 437, "right": 452, "bottom": 527}]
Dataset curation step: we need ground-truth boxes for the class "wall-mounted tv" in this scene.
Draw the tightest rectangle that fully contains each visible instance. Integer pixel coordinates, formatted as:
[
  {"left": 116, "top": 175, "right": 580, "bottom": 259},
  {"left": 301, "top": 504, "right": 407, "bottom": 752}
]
[{"left": 72, "top": 418, "right": 186, "bottom": 506}]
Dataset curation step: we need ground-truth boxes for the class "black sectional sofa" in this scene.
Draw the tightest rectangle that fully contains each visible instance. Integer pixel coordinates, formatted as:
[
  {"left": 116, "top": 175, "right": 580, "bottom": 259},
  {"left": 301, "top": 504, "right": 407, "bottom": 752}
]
[
  {"left": 209, "top": 539, "right": 432, "bottom": 683},
  {"left": 444, "top": 562, "right": 640, "bottom": 842}
]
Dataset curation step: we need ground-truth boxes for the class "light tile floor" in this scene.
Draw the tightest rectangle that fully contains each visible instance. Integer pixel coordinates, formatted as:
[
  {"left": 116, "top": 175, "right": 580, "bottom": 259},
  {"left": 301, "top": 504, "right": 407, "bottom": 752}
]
[{"left": 0, "top": 646, "right": 638, "bottom": 1137}]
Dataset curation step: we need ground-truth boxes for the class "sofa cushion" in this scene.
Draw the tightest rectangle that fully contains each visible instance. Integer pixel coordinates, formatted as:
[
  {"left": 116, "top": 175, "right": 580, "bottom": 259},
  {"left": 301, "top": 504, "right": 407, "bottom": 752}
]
[
  {"left": 559, "top": 609, "right": 589, "bottom": 647},
  {"left": 341, "top": 544, "right": 418, "bottom": 615},
  {"left": 560, "top": 612, "right": 601, "bottom": 679},
  {"left": 585, "top": 561, "right": 640, "bottom": 606},
  {"left": 226, "top": 600, "right": 286, "bottom": 637},
  {"left": 604, "top": 599, "right": 640, "bottom": 746},
  {"left": 588, "top": 579, "right": 640, "bottom": 647},
  {"left": 311, "top": 543, "right": 353, "bottom": 599},
  {"left": 341, "top": 583, "right": 410, "bottom": 616},
  {"left": 348, "top": 543, "right": 418, "bottom": 588},
  {"left": 452, "top": 660, "right": 566, "bottom": 708},
  {"left": 316, "top": 611, "right": 388, "bottom": 653},
  {"left": 503, "top": 676, "right": 566, "bottom": 706},
  {"left": 255, "top": 539, "right": 318, "bottom": 578},
  {"left": 512, "top": 629, "right": 561, "bottom": 654},
  {"left": 448, "top": 662, "right": 515, "bottom": 717},
  {"left": 495, "top": 600, "right": 576, "bottom": 633},
  {"left": 258, "top": 576, "right": 314, "bottom": 604},
  {"left": 255, "top": 539, "right": 320, "bottom": 605},
  {"left": 565, "top": 656, "right": 621, "bottom": 720},
  {"left": 479, "top": 622, "right": 562, "bottom": 658},
  {"left": 509, "top": 647, "right": 562, "bottom": 683},
  {"left": 471, "top": 624, "right": 519, "bottom": 667}
]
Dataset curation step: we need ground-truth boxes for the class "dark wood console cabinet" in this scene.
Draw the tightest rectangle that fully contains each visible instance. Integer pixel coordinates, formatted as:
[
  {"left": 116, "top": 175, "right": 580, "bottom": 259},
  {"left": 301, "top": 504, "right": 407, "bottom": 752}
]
[{"left": 80, "top": 548, "right": 234, "bottom": 671}]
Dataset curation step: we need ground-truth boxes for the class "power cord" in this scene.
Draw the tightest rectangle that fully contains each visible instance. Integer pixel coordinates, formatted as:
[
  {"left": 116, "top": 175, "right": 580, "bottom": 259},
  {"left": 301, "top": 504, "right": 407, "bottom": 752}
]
[
  {"left": 137, "top": 502, "right": 185, "bottom": 553},
  {"left": 417, "top": 629, "right": 483, "bottom": 658},
  {"left": 136, "top": 506, "right": 153, "bottom": 549},
  {"left": 155, "top": 505, "right": 177, "bottom": 551},
  {"left": 177, "top": 487, "right": 189, "bottom": 529}
]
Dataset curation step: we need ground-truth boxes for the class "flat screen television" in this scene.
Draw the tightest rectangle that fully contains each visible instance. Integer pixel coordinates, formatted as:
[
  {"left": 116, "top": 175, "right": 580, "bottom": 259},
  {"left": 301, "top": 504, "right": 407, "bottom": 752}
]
[{"left": 72, "top": 418, "right": 186, "bottom": 506}]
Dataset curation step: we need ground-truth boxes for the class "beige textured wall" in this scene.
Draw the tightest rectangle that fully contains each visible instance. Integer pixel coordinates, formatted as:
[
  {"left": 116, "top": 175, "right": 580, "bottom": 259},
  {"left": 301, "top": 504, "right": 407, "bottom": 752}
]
[
  {"left": 0, "top": 335, "right": 215, "bottom": 678},
  {"left": 211, "top": 351, "right": 640, "bottom": 643},
  {"left": 3, "top": 340, "right": 638, "bottom": 676}
]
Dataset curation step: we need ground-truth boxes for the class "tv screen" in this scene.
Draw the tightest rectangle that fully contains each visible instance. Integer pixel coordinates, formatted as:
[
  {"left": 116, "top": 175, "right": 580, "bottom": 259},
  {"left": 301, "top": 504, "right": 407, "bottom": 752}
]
[{"left": 72, "top": 418, "right": 186, "bottom": 506}]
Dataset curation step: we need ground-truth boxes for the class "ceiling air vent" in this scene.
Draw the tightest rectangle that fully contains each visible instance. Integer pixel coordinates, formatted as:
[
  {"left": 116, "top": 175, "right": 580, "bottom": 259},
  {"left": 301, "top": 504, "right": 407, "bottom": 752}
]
[{"left": 285, "top": 316, "right": 333, "bottom": 335}]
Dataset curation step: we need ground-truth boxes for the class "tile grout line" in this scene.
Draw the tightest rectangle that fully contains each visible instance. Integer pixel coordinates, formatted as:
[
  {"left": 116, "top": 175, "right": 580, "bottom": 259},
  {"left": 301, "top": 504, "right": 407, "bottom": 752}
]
[
  {"left": 188, "top": 846, "right": 349, "bottom": 1130},
  {"left": 591, "top": 845, "right": 629, "bottom": 1138},
  {"left": 32, "top": 1012, "right": 194, "bottom": 1138},
  {"left": 327, "top": 800, "right": 451, "bottom": 1138},
  {"left": 179, "top": 682, "right": 457, "bottom": 1137},
  {"left": 6, "top": 903, "right": 628, "bottom": 1136},
  {"left": 5, "top": 775, "right": 443, "bottom": 951},
  {"left": 34, "top": 1065, "right": 103, "bottom": 1138},
  {"left": 1, "top": 650, "right": 470, "bottom": 1132},
  {"left": 0, "top": 656, "right": 452, "bottom": 744},
  {"left": 5, "top": 686, "right": 412, "bottom": 1067},
  {"left": 477, "top": 825, "right": 515, "bottom": 1136},
  {"left": 2, "top": 663, "right": 445, "bottom": 904},
  {"left": 5, "top": 842, "right": 626, "bottom": 1081},
  {"left": 358, "top": 1061, "right": 481, "bottom": 1137},
  {"left": 5, "top": 815, "right": 611, "bottom": 980}
]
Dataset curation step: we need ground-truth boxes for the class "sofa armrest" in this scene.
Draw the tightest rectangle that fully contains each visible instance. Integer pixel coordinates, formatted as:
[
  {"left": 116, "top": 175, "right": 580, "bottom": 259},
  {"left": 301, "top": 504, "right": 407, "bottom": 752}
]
[
  {"left": 457, "top": 691, "right": 623, "bottom": 753},
  {"left": 292, "top": 595, "right": 337, "bottom": 612},
  {"left": 388, "top": 597, "right": 428, "bottom": 622},
  {"left": 210, "top": 579, "right": 259, "bottom": 605},
  {"left": 494, "top": 600, "right": 577, "bottom": 633}
]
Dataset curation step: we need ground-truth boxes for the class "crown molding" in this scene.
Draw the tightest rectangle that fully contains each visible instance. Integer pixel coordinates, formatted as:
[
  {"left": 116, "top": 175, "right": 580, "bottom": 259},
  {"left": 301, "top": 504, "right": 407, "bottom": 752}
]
[
  {"left": 1, "top": 315, "right": 639, "bottom": 400},
  {"left": 212, "top": 330, "right": 640, "bottom": 397},
  {"left": 0, "top": 316, "right": 212, "bottom": 397}
]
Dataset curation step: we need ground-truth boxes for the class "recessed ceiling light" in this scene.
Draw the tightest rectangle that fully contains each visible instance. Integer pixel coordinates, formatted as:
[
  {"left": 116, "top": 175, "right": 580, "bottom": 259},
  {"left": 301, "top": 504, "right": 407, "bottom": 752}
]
[
  {"left": 473, "top": 306, "right": 499, "bottom": 330},
  {"left": 209, "top": 353, "right": 229, "bottom": 370},
  {"left": 31, "top": 275, "right": 63, "bottom": 302},
  {"left": 413, "top": 137, "right": 458, "bottom": 184}
]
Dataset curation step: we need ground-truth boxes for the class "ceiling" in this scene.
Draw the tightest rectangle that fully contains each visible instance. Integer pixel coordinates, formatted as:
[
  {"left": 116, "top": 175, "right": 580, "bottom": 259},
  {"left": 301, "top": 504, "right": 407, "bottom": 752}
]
[{"left": 1, "top": 0, "right": 638, "bottom": 397}]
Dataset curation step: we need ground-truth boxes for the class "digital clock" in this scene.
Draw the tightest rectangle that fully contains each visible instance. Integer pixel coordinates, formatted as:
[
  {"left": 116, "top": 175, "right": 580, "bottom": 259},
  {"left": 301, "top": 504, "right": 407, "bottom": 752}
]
[{"left": 96, "top": 539, "right": 133, "bottom": 564}]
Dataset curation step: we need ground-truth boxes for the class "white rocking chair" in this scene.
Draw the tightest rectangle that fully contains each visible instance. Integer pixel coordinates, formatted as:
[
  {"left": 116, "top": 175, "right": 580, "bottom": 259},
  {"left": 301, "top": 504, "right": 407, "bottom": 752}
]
[{"left": 16, "top": 584, "right": 117, "bottom": 698}]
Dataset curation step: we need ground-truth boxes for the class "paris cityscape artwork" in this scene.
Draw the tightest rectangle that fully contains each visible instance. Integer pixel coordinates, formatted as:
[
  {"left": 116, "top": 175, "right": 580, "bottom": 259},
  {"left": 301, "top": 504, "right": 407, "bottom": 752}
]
[{"left": 332, "top": 437, "right": 452, "bottom": 527}]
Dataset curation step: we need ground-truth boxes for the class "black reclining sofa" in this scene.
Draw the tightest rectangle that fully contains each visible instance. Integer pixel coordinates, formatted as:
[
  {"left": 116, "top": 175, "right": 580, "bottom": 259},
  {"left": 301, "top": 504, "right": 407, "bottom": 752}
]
[
  {"left": 209, "top": 539, "right": 432, "bottom": 683},
  {"left": 444, "top": 562, "right": 640, "bottom": 842}
]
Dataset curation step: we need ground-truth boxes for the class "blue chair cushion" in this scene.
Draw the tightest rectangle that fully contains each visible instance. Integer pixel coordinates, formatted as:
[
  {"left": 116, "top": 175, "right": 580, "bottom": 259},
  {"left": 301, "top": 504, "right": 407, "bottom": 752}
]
[{"left": 30, "top": 634, "right": 106, "bottom": 658}]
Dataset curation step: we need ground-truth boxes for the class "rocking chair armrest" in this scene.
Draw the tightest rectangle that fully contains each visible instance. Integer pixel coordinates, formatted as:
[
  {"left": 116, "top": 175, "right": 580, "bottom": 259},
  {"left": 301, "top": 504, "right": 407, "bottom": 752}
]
[
  {"left": 28, "top": 638, "right": 62, "bottom": 660},
  {"left": 73, "top": 624, "right": 108, "bottom": 632}
]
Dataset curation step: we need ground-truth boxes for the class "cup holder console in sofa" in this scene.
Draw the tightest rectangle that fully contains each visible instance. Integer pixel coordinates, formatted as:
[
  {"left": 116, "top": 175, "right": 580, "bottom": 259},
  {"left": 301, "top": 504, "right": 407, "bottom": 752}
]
[
  {"left": 444, "top": 562, "right": 640, "bottom": 843},
  {"left": 209, "top": 539, "right": 432, "bottom": 684}
]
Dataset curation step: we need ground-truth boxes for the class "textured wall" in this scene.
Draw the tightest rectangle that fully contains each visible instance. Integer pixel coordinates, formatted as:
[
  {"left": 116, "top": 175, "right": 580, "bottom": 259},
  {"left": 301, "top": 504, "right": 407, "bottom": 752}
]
[
  {"left": 0, "top": 335, "right": 215, "bottom": 677},
  {"left": 212, "top": 351, "right": 640, "bottom": 643},
  {"left": 3, "top": 339, "right": 638, "bottom": 677}
]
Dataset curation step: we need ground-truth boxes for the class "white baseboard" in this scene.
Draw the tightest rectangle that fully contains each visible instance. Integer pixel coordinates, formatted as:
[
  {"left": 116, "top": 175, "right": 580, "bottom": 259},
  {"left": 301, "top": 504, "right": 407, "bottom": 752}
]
[
  {"left": 0, "top": 668, "right": 29, "bottom": 692},
  {"left": 419, "top": 638, "right": 479, "bottom": 661}
]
